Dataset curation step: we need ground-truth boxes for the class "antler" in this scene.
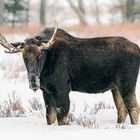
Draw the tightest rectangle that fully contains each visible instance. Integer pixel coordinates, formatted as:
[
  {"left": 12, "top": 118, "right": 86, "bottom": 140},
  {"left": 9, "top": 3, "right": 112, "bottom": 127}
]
[
  {"left": 41, "top": 22, "right": 58, "bottom": 50},
  {"left": 0, "top": 33, "right": 21, "bottom": 53}
]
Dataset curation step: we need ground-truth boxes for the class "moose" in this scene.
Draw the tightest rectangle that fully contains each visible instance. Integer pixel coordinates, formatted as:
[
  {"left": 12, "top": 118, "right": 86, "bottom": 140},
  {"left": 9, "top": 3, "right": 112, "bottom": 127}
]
[{"left": 0, "top": 24, "right": 140, "bottom": 125}]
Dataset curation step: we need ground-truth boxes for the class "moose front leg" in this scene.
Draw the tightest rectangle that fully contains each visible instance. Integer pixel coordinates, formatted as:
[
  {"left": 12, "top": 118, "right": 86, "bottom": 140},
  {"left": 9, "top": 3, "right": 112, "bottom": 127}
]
[
  {"left": 43, "top": 92, "right": 57, "bottom": 125},
  {"left": 46, "top": 106, "right": 57, "bottom": 125},
  {"left": 56, "top": 95, "right": 70, "bottom": 125}
]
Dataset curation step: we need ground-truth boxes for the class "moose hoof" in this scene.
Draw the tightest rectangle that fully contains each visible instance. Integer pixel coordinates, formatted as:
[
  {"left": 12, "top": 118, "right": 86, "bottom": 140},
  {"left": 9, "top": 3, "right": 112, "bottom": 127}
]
[{"left": 58, "top": 116, "right": 69, "bottom": 125}]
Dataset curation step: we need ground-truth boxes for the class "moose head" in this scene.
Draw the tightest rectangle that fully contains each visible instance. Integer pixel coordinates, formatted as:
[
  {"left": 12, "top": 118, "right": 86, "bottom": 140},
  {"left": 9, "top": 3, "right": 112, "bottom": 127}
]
[{"left": 0, "top": 24, "right": 58, "bottom": 92}]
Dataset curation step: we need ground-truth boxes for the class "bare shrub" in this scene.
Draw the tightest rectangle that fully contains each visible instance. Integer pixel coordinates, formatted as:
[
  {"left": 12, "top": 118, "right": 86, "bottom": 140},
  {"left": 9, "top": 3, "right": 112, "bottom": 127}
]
[
  {"left": 68, "top": 101, "right": 114, "bottom": 129},
  {"left": 76, "top": 115, "right": 98, "bottom": 129},
  {"left": 68, "top": 103, "right": 76, "bottom": 123},
  {"left": 28, "top": 97, "right": 45, "bottom": 118},
  {"left": 0, "top": 91, "right": 26, "bottom": 117},
  {"left": 0, "top": 94, "right": 45, "bottom": 118},
  {"left": 68, "top": 102, "right": 99, "bottom": 128},
  {"left": 93, "top": 101, "right": 114, "bottom": 114}
]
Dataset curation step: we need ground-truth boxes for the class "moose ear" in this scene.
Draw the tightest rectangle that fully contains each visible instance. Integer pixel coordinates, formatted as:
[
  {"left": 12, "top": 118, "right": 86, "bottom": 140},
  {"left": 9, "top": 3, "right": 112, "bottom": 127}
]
[{"left": 35, "top": 36, "right": 42, "bottom": 46}]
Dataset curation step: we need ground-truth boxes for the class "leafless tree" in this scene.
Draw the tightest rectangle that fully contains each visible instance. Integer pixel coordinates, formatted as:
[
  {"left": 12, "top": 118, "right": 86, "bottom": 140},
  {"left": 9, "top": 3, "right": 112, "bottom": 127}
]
[
  {"left": 126, "top": 0, "right": 135, "bottom": 22},
  {"left": 88, "top": 0, "right": 100, "bottom": 24},
  {"left": 78, "top": 0, "right": 85, "bottom": 15},
  {"left": 110, "top": 0, "right": 140, "bottom": 22},
  {"left": 67, "top": 0, "right": 88, "bottom": 25},
  {"left": 40, "top": 0, "right": 46, "bottom": 24},
  {"left": 0, "top": 0, "right": 4, "bottom": 24},
  {"left": 108, "top": 0, "right": 126, "bottom": 23},
  {"left": 94, "top": 0, "right": 100, "bottom": 24}
]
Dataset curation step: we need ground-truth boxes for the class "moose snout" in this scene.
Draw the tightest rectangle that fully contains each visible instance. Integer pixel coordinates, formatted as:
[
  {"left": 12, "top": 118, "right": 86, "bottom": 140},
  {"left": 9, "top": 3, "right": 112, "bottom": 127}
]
[{"left": 28, "top": 73, "right": 40, "bottom": 92}]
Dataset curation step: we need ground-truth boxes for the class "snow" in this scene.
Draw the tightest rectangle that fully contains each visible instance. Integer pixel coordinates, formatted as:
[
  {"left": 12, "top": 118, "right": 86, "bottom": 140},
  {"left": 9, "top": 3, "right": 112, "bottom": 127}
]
[
  {"left": 0, "top": 117, "right": 140, "bottom": 140},
  {"left": 0, "top": 34, "right": 140, "bottom": 140}
]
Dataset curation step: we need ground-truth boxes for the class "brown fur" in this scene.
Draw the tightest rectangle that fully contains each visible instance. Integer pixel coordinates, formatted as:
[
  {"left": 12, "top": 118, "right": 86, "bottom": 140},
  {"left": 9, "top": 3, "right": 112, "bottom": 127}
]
[{"left": 112, "top": 87, "right": 128, "bottom": 123}]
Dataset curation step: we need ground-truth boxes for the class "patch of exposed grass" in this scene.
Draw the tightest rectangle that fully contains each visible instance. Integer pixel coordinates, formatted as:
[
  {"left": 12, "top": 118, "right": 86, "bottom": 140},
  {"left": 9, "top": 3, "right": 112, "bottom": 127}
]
[
  {"left": 28, "top": 97, "right": 45, "bottom": 118},
  {"left": 0, "top": 91, "right": 25, "bottom": 117},
  {"left": 68, "top": 101, "right": 114, "bottom": 129}
]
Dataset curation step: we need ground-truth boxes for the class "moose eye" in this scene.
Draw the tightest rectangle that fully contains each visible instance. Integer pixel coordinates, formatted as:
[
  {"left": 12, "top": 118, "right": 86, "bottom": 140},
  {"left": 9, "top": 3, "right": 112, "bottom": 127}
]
[{"left": 23, "top": 56, "right": 28, "bottom": 62}]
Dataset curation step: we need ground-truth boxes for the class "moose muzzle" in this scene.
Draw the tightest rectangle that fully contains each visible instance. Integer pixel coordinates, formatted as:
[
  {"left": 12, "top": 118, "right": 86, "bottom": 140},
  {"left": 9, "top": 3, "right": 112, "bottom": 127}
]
[{"left": 28, "top": 73, "right": 40, "bottom": 92}]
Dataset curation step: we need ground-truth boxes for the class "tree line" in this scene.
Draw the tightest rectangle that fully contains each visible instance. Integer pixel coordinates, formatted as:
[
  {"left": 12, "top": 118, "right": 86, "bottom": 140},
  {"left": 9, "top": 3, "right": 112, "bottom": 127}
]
[
  {"left": 0, "top": 0, "right": 140, "bottom": 27},
  {"left": 68, "top": 0, "right": 140, "bottom": 24},
  {"left": 0, "top": 0, "right": 46, "bottom": 27}
]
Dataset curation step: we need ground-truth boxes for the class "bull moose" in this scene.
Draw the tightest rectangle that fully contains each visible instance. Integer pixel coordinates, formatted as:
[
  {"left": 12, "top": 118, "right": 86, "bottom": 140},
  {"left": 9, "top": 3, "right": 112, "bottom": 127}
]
[{"left": 0, "top": 24, "right": 140, "bottom": 125}]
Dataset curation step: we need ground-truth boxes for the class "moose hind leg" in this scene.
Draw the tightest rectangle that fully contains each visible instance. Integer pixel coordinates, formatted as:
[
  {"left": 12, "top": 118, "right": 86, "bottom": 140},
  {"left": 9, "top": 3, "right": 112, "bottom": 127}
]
[
  {"left": 117, "top": 73, "right": 139, "bottom": 124},
  {"left": 111, "top": 86, "right": 128, "bottom": 123},
  {"left": 122, "top": 92, "right": 139, "bottom": 124},
  {"left": 117, "top": 61, "right": 140, "bottom": 124}
]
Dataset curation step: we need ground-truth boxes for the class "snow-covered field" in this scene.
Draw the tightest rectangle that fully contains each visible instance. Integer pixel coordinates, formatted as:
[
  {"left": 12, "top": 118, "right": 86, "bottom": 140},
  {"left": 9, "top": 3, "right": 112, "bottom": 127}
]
[{"left": 0, "top": 34, "right": 140, "bottom": 140}]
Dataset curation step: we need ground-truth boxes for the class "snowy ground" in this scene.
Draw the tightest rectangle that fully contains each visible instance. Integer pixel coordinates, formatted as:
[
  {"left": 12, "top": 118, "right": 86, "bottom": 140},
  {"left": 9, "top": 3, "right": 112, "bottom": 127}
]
[
  {"left": 0, "top": 34, "right": 140, "bottom": 140},
  {"left": 1, "top": 117, "right": 140, "bottom": 140}
]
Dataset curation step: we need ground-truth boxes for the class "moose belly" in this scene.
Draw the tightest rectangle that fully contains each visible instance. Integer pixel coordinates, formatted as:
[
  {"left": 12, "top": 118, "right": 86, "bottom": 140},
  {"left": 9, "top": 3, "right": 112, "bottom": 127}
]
[{"left": 71, "top": 76, "right": 115, "bottom": 94}]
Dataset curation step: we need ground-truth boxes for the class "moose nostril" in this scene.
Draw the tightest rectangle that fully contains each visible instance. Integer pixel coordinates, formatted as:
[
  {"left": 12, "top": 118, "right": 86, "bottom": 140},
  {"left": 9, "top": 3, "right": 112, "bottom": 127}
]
[
  {"left": 32, "top": 87, "right": 39, "bottom": 92},
  {"left": 28, "top": 73, "right": 40, "bottom": 92}
]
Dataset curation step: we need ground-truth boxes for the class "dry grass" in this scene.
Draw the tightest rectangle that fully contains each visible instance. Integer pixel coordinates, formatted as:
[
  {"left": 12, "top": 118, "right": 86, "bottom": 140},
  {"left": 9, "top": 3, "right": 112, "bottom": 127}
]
[
  {"left": 68, "top": 101, "right": 114, "bottom": 129},
  {"left": 0, "top": 24, "right": 46, "bottom": 35},
  {"left": 28, "top": 97, "right": 45, "bottom": 118},
  {"left": 0, "top": 91, "right": 26, "bottom": 117},
  {"left": 0, "top": 93, "right": 44, "bottom": 118}
]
